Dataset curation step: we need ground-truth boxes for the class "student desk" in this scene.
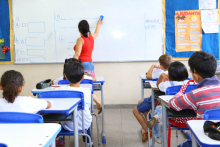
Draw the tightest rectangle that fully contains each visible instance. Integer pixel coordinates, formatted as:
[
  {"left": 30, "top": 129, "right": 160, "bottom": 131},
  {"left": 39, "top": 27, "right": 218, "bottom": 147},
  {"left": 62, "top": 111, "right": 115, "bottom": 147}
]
[
  {"left": 32, "top": 85, "right": 92, "bottom": 95},
  {"left": 0, "top": 123, "right": 61, "bottom": 147},
  {"left": 148, "top": 81, "right": 160, "bottom": 147},
  {"left": 94, "top": 77, "right": 106, "bottom": 143},
  {"left": 38, "top": 98, "right": 81, "bottom": 147},
  {"left": 159, "top": 95, "right": 196, "bottom": 147},
  {"left": 187, "top": 120, "right": 220, "bottom": 147},
  {"left": 139, "top": 75, "right": 153, "bottom": 99},
  {"left": 32, "top": 76, "right": 107, "bottom": 144}
]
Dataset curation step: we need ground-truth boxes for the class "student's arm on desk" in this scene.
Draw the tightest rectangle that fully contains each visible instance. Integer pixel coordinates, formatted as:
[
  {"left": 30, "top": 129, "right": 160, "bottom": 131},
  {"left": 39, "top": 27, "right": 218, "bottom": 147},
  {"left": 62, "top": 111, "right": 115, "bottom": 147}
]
[
  {"left": 169, "top": 91, "right": 196, "bottom": 111},
  {"left": 92, "top": 77, "right": 97, "bottom": 82},
  {"left": 156, "top": 73, "right": 169, "bottom": 87},
  {"left": 47, "top": 101, "right": 51, "bottom": 109},
  {"left": 146, "top": 64, "right": 160, "bottom": 79}
]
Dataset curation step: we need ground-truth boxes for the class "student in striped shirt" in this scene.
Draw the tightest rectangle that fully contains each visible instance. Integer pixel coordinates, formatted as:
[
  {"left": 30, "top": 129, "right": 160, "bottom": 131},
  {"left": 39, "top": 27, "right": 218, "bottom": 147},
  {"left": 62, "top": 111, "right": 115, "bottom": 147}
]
[{"left": 169, "top": 51, "right": 220, "bottom": 119}]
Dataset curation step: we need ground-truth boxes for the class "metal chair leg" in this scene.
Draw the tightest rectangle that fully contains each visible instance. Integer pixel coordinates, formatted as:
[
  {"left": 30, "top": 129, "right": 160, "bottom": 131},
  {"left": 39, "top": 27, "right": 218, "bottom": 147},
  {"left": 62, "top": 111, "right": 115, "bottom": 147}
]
[
  {"left": 92, "top": 113, "right": 100, "bottom": 147},
  {"left": 79, "top": 133, "right": 92, "bottom": 147}
]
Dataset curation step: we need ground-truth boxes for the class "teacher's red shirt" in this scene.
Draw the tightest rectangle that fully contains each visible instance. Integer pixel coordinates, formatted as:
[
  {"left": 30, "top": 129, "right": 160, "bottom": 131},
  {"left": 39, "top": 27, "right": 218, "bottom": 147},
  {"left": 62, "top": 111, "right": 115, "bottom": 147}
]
[{"left": 74, "top": 35, "right": 94, "bottom": 63}]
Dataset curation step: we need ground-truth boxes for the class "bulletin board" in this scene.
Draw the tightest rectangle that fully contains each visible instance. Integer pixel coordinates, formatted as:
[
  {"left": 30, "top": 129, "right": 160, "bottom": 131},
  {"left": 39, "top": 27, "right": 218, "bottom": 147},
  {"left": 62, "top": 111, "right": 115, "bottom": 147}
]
[
  {"left": 0, "top": 0, "right": 14, "bottom": 64},
  {"left": 163, "top": 0, "right": 220, "bottom": 60}
]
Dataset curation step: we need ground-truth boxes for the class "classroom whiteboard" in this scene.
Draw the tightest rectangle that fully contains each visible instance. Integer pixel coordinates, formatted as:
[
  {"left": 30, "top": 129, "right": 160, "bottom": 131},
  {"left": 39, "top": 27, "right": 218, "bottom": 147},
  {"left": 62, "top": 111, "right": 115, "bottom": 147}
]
[{"left": 12, "top": 0, "right": 163, "bottom": 63}]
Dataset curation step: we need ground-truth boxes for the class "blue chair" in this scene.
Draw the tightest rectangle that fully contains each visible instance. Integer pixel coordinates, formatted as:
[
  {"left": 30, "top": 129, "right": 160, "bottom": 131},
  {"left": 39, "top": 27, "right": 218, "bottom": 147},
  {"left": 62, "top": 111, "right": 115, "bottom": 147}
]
[
  {"left": 204, "top": 108, "right": 220, "bottom": 120},
  {"left": 0, "top": 112, "right": 43, "bottom": 123},
  {"left": 0, "top": 143, "right": 7, "bottom": 147},
  {"left": 166, "top": 84, "right": 197, "bottom": 95},
  {"left": 166, "top": 84, "right": 197, "bottom": 138},
  {"left": 39, "top": 90, "right": 93, "bottom": 147},
  {"left": 58, "top": 79, "right": 69, "bottom": 85},
  {"left": 58, "top": 79, "right": 100, "bottom": 146}
]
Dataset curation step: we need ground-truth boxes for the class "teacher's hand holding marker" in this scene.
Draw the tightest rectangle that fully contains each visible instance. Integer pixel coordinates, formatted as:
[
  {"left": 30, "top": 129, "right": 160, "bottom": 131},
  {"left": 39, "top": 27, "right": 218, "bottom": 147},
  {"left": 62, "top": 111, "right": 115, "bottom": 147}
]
[{"left": 73, "top": 15, "right": 104, "bottom": 114}]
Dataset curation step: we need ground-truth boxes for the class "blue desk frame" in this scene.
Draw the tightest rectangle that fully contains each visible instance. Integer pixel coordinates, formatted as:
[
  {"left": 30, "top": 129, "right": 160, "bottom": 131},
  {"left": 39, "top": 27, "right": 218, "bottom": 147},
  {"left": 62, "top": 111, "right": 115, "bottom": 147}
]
[
  {"left": 38, "top": 98, "right": 82, "bottom": 147},
  {"left": 94, "top": 77, "right": 106, "bottom": 144}
]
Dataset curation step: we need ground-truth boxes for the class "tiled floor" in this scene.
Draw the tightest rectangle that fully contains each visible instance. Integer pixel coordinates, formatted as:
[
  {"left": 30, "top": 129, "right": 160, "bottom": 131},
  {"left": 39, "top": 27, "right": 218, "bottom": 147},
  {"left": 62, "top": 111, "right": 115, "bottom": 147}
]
[{"left": 61, "top": 108, "right": 188, "bottom": 147}]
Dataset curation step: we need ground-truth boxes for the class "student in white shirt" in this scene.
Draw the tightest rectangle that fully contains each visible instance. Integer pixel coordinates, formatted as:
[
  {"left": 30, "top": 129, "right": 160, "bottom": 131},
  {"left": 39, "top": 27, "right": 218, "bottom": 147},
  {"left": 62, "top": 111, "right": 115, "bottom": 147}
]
[
  {"left": 146, "top": 54, "right": 173, "bottom": 79},
  {"left": 133, "top": 61, "right": 189, "bottom": 142},
  {"left": 0, "top": 70, "right": 51, "bottom": 113},
  {"left": 60, "top": 61, "right": 92, "bottom": 131},
  {"left": 53, "top": 58, "right": 102, "bottom": 114}
]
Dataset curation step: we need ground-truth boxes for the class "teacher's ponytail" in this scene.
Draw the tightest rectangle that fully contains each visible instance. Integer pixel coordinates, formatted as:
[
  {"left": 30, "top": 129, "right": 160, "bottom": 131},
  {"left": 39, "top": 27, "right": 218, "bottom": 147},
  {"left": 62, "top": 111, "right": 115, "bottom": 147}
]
[{"left": 78, "top": 20, "right": 91, "bottom": 38}]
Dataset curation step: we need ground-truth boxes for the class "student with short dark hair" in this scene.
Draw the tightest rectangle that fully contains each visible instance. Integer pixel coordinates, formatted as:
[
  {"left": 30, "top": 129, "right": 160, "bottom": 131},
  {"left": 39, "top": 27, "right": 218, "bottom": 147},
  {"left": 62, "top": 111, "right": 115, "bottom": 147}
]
[
  {"left": 0, "top": 70, "right": 51, "bottom": 113},
  {"left": 60, "top": 62, "right": 92, "bottom": 131},
  {"left": 52, "top": 58, "right": 102, "bottom": 114},
  {"left": 169, "top": 51, "right": 220, "bottom": 119},
  {"left": 133, "top": 61, "right": 189, "bottom": 142}
]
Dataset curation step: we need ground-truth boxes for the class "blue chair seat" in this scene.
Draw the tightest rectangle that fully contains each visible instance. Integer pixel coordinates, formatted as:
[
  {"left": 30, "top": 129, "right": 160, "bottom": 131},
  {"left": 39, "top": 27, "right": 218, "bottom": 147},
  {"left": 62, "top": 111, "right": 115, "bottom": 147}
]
[
  {"left": 58, "top": 128, "right": 83, "bottom": 136},
  {"left": 0, "top": 143, "right": 7, "bottom": 147}
]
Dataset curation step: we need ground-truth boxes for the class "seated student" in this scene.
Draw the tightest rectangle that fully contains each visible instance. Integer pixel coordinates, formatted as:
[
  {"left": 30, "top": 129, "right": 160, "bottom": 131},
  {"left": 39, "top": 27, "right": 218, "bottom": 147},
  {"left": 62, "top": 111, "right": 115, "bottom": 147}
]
[
  {"left": 146, "top": 54, "right": 173, "bottom": 79},
  {"left": 53, "top": 58, "right": 102, "bottom": 114},
  {"left": 60, "top": 62, "right": 92, "bottom": 131},
  {"left": 133, "top": 61, "right": 189, "bottom": 142},
  {"left": 0, "top": 70, "right": 51, "bottom": 113},
  {"left": 169, "top": 51, "right": 220, "bottom": 147},
  {"left": 169, "top": 51, "right": 220, "bottom": 119}
]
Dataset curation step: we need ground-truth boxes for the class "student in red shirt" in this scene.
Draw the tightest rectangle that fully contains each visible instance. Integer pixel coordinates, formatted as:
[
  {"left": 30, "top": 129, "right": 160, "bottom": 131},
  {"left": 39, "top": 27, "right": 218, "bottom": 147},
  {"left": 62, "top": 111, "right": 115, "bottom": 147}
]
[{"left": 73, "top": 19, "right": 103, "bottom": 114}]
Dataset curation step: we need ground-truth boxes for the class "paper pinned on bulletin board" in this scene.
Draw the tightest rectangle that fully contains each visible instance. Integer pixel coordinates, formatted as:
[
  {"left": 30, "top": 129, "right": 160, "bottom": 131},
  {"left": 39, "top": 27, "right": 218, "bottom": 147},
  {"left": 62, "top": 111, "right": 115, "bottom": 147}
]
[
  {"left": 199, "top": 0, "right": 216, "bottom": 10},
  {"left": 0, "top": 39, "right": 5, "bottom": 59},
  {"left": 201, "top": 9, "right": 219, "bottom": 33},
  {"left": 175, "top": 10, "right": 202, "bottom": 52}
]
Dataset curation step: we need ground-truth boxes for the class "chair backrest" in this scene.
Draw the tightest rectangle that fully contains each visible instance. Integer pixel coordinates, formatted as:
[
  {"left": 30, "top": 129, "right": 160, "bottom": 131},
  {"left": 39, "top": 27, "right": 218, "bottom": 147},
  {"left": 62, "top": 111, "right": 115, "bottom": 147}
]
[
  {"left": 0, "top": 143, "right": 7, "bottom": 147},
  {"left": 204, "top": 108, "right": 220, "bottom": 120},
  {"left": 58, "top": 79, "right": 69, "bottom": 85},
  {"left": 38, "top": 90, "right": 85, "bottom": 110},
  {"left": 166, "top": 84, "right": 197, "bottom": 95},
  {"left": 0, "top": 112, "right": 43, "bottom": 123}
]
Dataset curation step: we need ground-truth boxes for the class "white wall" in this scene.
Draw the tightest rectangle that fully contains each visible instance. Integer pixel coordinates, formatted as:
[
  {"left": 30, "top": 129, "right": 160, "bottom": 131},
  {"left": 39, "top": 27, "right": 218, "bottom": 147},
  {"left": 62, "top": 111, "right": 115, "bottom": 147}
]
[{"left": 0, "top": 61, "right": 218, "bottom": 104}]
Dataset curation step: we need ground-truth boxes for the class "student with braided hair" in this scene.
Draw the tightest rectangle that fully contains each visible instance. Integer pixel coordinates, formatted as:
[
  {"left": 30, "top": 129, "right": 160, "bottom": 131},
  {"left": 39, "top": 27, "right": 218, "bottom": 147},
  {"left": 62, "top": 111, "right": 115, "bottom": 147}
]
[{"left": 0, "top": 70, "right": 51, "bottom": 113}]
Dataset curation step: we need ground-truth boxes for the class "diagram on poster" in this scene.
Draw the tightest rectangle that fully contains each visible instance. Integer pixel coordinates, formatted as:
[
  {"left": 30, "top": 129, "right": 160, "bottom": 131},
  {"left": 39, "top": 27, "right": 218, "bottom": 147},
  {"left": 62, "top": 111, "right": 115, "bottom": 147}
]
[{"left": 175, "top": 10, "right": 202, "bottom": 52}]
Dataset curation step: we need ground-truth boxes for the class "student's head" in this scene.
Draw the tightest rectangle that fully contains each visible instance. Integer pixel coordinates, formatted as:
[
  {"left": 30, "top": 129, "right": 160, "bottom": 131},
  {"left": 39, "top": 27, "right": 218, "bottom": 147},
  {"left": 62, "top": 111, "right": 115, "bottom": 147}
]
[
  {"left": 168, "top": 61, "right": 188, "bottom": 81},
  {"left": 158, "top": 54, "right": 173, "bottom": 70},
  {"left": 63, "top": 58, "right": 79, "bottom": 79},
  {"left": 0, "top": 70, "right": 24, "bottom": 103},
  {"left": 64, "top": 62, "right": 84, "bottom": 84},
  {"left": 78, "top": 20, "right": 91, "bottom": 38},
  {"left": 188, "top": 51, "right": 217, "bottom": 83}
]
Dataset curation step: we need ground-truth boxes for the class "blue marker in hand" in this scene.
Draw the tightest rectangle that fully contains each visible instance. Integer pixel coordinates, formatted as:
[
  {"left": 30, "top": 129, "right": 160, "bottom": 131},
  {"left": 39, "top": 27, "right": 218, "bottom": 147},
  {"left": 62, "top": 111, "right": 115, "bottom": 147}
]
[{"left": 100, "top": 15, "right": 104, "bottom": 21}]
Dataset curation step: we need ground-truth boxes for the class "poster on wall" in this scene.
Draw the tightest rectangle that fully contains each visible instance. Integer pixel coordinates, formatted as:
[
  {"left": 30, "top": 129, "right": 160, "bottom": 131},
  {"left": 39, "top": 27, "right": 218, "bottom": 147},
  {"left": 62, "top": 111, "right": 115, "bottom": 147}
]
[
  {"left": 175, "top": 10, "right": 202, "bottom": 52},
  {"left": 199, "top": 0, "right": 216, "bottom": 10},
  {"left": 201, "top": 9, "right": 219, "bottom": 33}
]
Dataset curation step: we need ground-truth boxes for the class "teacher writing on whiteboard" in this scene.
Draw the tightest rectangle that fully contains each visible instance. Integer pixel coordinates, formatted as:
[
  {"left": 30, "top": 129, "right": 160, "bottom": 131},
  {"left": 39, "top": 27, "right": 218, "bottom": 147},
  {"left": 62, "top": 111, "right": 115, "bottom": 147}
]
[{"left": 73, "top": 19, "right": 103, "bottom": 114}]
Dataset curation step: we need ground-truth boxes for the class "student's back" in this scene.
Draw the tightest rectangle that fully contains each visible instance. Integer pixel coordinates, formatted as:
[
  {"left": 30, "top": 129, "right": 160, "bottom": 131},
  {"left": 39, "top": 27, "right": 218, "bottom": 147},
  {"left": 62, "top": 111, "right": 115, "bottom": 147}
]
[
  {"left": 158, "top": 61, "right": 189, "bottom": 92},
  {"left": 0, "top": 70, "right": 51, "bottom": 114},
  {"left": 60, "top": 86, "right": 92, "bottom": 131},
  {"left": 170, "top": 51, "right": 220, "bottom": 119},
  {"left": 60, "top": 61, "right": 92, "bottom": 131}
]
